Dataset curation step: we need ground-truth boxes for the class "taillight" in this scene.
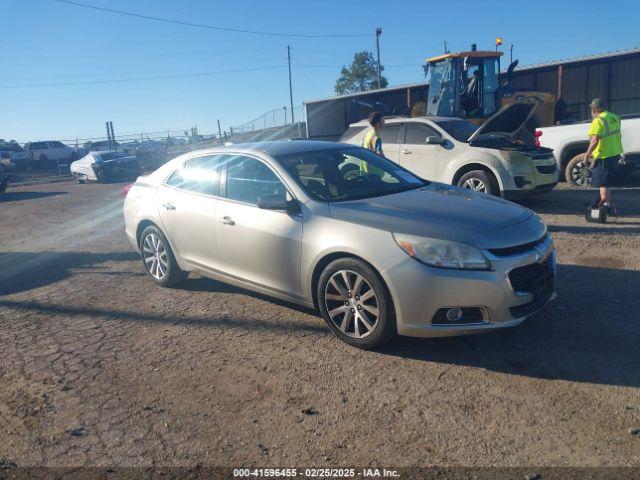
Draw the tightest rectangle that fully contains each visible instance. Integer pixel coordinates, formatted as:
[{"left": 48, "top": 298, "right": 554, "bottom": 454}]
[
  {"left": 123, "top": 183, "right": 133, "bottom": 197},
  {"left": 534, "top": 130, "right": 543, "bottom": 148}
]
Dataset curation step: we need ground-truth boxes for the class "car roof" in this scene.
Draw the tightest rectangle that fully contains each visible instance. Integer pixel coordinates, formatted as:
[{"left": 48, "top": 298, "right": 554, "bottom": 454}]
[
  {"left": 349, "top": 115, "right": 467, "bottom": 126},
  {"left": 178, "top": 140, "right": 356, "bottom": 157}
]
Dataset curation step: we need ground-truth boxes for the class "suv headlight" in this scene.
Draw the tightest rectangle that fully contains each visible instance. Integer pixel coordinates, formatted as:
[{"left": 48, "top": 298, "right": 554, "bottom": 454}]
[{"left": 393, "top": 233, "right": 490, "bottom": 270}]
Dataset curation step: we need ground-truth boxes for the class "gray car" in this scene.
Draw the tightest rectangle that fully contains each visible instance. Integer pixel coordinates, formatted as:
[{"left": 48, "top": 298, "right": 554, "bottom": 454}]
[{"left": 123, "top": 141, "right": 556, "bottom": 348}]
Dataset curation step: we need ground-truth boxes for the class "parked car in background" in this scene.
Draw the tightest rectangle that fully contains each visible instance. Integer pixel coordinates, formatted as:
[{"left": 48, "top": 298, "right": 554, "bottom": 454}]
[
  {"left": 0, "top": 145, "right": 30, "bottom": 170},
  {"left": 24, "top": 140, "right": 85, "bottom": 168},
  {"left": 536, "top": 116, "right": 640, "bottom": 187},
  {"left": 70, "top": 150, "right": 140, "bottom": 183},
  {"left": 340, "top": 98, "right": 559, "bottom": 199},
  {"left": 123, "top": 141, "right": 555, "bottom": 349}
]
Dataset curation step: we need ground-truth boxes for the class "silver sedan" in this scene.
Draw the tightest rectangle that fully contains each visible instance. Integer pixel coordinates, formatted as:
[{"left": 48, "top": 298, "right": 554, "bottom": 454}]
[{"left": 123, "top": 141, "right": 556, "bottom": 349}]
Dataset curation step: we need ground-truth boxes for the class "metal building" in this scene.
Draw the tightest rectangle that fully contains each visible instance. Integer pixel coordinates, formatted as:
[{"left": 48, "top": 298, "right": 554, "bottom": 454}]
[{"left": 304, "top": 47, "right": 640, "bottom": 140}]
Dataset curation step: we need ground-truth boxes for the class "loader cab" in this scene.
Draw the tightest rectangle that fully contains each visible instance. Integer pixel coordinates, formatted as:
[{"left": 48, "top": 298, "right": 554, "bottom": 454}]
[{"left": 426, "top": 49, "right": 502, "bottom": 121}]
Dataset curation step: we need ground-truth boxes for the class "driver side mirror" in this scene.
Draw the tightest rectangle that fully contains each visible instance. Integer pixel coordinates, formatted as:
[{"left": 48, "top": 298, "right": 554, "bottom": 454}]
[
  {"left": 257, "top": 193, "right": 300, "bottom": 215},
  {"left": 425, "top": 136, "right": 445, "bottom": 145}
]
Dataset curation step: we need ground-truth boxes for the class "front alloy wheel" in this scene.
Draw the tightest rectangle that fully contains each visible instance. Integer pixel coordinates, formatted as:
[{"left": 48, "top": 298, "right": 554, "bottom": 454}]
[
  {"left": 325, "top": 270, "right": 379, "bottom": 339},
  {"left": 318, "top": 258, "right": 396, "bottom": 349},
  {"left": 462, "top": 177, "right": 487, "bottom": 192}
]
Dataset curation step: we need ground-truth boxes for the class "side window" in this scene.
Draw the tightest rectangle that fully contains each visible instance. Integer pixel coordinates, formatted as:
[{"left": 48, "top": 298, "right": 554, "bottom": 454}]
[
  {"left": 404, "top": 124, "right": 439, "bottom": 144},
  {"left": 380, "top": 124, "right": 401, "bottom": 144},
  {"left": 226, "top": 156, "right": 285, "bottom": 205},
  {"left": 165, "top": 155, "right": 224, "bottom": 195}
]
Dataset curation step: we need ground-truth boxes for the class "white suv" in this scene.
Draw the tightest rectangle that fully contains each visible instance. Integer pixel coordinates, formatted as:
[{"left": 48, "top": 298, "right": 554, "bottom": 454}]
[
  {"left": 24, "top": 141, "right": 83, "bottom": 168},
  {"left": 340, "top": 98, "right": 559, "bottom": 199}
]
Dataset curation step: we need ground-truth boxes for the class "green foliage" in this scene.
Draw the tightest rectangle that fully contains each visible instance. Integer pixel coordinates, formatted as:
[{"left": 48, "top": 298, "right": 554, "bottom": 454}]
[
  {"left": 335, "top": 51, "right": 388, "bottom": 95},
  {"left": 0, "top": 139, "right": 23, "bottom": 151}
]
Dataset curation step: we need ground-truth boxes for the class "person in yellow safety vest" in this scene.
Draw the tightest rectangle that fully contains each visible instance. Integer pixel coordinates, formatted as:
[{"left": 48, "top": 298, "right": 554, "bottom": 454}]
[
  {"left": 361, "top": 111, "right": 385, "bottom": 177},
  {"left": 583, "top": 98, "right": 623, "bottom": 211}
]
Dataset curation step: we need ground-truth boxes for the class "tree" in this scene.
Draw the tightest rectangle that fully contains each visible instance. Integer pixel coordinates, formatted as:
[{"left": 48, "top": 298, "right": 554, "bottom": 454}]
[{"left": 335, "top": 51, "right": 388, "bottom": 95}]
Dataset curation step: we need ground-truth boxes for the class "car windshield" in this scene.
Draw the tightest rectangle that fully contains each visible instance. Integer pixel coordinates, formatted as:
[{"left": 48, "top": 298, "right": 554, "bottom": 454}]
[
  {"left": 433, "top": 119, "right": 479, "bottom": 142},
  {"left": 276, "top": 147, "right": 427, "bottom": 202}
]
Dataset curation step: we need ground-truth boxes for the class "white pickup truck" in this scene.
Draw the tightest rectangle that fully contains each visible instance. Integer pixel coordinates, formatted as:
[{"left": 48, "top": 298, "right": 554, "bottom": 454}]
[{"left": 536, "top": 116, "right": 640, "bottom": 187}]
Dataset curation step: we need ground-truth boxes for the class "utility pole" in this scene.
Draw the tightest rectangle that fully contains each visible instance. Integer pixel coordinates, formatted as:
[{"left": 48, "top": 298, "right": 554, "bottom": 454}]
[
  {"left": 109, "top": 121, "right": 115, "bottom": 148},
  {"left": 105, "top": 122, "right": 111, "bottom": 150},
  {"left": 283, "top": 106, "right": 287, "bottom": 124},
  {"left": 375, "top": 27, "right": 382, "bottom": 89},
  {"left": 287, "top": 46, "right": 295, "bottom": 124},
  {"left": 443, "top": 40, "right": 448, "bottom": 54},
  {"left": 217, "top": 119, "right": 223, "bottom": 145},
  {"left": 510, "top": 44, "right": 514, "bottom": 65}
]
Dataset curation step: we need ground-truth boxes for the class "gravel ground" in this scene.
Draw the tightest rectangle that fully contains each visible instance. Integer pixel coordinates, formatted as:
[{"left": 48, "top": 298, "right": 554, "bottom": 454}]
[{"left": 0, "top": 180, "right": 639, "bottom": 469}]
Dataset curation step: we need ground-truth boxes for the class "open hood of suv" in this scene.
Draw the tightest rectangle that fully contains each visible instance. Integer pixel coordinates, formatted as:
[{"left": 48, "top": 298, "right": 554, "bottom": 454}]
[{"left": 467, "top": 95, "right": 541, "bottom": 144}]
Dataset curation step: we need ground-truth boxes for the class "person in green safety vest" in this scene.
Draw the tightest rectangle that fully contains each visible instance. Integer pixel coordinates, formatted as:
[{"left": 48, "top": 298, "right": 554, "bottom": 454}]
[
  {"left": 584, "top": 98, "right": 623, "bottom": 212},
  {"left": 360, "top": 111, "right": 385, "bottom": 177}
]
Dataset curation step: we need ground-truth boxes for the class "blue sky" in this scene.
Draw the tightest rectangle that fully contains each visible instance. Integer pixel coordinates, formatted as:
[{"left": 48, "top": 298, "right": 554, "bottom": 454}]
[{"left": 1, "top": 0, "right": 639, "bottom": 142}]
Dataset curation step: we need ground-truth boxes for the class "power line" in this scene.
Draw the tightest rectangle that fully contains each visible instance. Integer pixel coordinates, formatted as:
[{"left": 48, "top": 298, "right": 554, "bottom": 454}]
[
  {"left": 0, "top": 65, "right": 287, "bottom": 89},
  {"left": 54, "top": 0, "right": 371, "bottom": 38}
]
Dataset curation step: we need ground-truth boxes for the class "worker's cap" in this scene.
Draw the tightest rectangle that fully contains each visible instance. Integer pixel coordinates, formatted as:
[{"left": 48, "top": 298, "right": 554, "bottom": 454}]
[{"left": 589, "top": 98, "right": 606, "bottom": 110}]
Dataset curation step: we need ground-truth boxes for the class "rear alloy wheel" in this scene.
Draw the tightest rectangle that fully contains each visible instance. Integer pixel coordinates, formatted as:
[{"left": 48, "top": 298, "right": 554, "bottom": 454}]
[
  {"left": 565, "top": 153, "right": 591, "bottom": 188},
  {"left": 457, "top": 170, "right": 498, "bottom": 196},
  {"left": 318, "top": 258, "right": 395, "bottom": 349},
  {"left": 139, "top": 225, "right": 187, "bottom": 287}
]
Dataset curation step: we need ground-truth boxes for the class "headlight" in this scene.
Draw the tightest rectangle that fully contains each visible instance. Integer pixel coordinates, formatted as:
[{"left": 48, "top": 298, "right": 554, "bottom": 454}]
[{"left": 393, "top": 233, "right": 490, "bottom": 270}]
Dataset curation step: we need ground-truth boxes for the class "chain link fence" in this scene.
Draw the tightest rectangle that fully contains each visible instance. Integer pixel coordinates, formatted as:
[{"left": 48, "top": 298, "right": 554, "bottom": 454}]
[{"left": 231, "top": 106, "right": 305, "bottom": 134}]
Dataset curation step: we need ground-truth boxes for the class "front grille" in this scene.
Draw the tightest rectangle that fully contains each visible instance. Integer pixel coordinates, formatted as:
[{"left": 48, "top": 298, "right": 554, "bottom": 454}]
[
  {"left": 488, "top": 234, "right": 548, "bottom": 257},
  {"left": 508, "top": 255, "right": 555, "bottom": 317},
  {"left": 508, "top": 255, "right": 555, "bottom": 294},
  {"left": 509, "top": 289, "right": 553, "bottom": 317},
  {"left": 536, "top": 164, "right": 557, "bottom": 174}
]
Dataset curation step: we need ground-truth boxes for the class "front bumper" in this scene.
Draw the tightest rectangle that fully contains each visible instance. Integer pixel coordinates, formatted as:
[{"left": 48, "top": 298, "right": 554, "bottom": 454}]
[
  {"left": 383, "top": 236, "right": 556, "bottom": 338},
  {"left": 501, "top": 157, "right": 559, "bottom": 199}
]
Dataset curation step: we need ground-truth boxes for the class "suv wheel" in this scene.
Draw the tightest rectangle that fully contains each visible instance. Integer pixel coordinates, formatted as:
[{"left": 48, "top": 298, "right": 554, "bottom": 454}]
[
  {"left": 139, "top": 225, "right": 188, "bottom": 287},
  {"left": 317, "top": 258, "right": 396, "bottom": 349},
  {"left": 565, "top": 153, "right": 591, "bottom": 188},
  {"left": 457, "top": 170, "right": 499, "bottom": 196}
]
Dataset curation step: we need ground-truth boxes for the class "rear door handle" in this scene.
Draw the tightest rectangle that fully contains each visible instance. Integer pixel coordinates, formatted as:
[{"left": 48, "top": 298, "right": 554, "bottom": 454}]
[
  {"left": 162, "top": 202, "right": 176, "bottom": 211},
  {"left": 222, "top": 216, "right": 235, "bottom": 226}
]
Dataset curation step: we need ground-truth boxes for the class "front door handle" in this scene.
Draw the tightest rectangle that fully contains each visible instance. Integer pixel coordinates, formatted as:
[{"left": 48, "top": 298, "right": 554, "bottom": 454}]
[
  {"left": 222, "top": 216, "right": 235, "bottom": 226},
  {"left": 162, "top": 202, "right": 176, "bottom": 211},
  {"left": 401, "top": 149, "right": 411, "bottom": 154}
]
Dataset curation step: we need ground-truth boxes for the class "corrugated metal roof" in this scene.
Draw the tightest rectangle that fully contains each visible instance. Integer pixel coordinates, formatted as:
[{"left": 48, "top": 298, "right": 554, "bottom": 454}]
[
  {"left": 304, "top": 81, "right": 428, "bottom": 105},
  {"left": 514, "top": 47, "right": 640, "bottom": 72}
]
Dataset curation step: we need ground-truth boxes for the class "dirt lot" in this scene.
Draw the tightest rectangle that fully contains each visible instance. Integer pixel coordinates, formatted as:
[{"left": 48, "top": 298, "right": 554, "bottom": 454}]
[{"left": 0, "top": 180, "right": 639, "bottom": 469}]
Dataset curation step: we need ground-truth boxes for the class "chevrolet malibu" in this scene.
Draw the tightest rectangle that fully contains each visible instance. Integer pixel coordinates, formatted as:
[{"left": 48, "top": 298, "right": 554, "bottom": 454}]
[{"left": 123, "top": 141, "right": 556, "bottom": 348}]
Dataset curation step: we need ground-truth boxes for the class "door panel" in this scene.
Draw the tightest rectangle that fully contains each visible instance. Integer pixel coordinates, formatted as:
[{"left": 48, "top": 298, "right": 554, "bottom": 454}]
[
  {"left": 379, "top": 124, "right": 402, "bottom": 163},
  {"left": 156, "top": 155, "right": 225, "bottom": 269},
  {"left": 399, "top": 123, "right": 452, "bottom": 182},
  {"left": 215, "top": 155, "right": 302, "bottom": 296},
  {"left": 157, "top": 186, "right": 218, "bottom": 269}
]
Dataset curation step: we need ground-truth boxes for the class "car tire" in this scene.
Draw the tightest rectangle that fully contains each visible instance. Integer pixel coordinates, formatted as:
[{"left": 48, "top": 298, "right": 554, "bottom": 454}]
[
  {"left": 0, "top": 177, "right": 9, "bottom": 195},
  {"left": 317, "top": 258, "right": 396, "bottom": 349},
  {"left": 565, "top": 153, "right": 591, "bottom": 188},
  {"left": 457, "top": 170, "right": 499, "bottom": 196},
  {"left": 139, "top": 225, "right": 187, "bottom": 287}
]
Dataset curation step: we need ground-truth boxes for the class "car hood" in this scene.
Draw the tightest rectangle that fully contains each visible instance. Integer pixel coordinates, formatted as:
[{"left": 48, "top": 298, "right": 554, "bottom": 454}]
[
  {"left": 467, "top": 95, "right": 540, "bottom": 144},
  {"left": 328, "top": 183, "right": 545, "bottom": 248}
]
